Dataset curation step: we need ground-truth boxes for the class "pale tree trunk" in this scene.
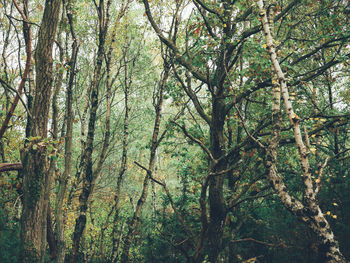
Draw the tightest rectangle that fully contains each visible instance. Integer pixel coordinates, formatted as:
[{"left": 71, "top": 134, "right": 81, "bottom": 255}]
[
  {"left": 110, "top": 68, "right": 129, "bottom": 262},
  {"left": 257, "top": 0, "right": 347, "bottom": 262},
  {"left": 19, "top": 0, "right": 61, "bottom": 262},
  {"left": 110, "top": 46, "right": 130, "bottom": 263}
]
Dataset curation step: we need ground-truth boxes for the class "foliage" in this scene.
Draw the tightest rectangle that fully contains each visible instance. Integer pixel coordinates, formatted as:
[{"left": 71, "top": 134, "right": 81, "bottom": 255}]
[{"left": 0, "top": 0, "right": 350, "bottom": 262}]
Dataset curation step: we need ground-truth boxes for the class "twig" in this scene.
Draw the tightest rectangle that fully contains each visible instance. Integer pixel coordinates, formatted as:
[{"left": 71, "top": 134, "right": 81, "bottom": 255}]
[
  {"left": 314, "top": 157, "right": 329, "bottom": 195},
  {"left": 0, "top": 78, "right": 32, "bottom": 118},
  {"left": 233, "top": 103, "right": 266, "bottom": 149},
  {"left": 232, "top": 237, "right": 288, "bottom": 248}
]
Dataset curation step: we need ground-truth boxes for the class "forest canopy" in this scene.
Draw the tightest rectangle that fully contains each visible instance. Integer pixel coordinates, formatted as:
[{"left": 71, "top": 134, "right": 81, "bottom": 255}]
[{"left": 0, "top": 0, "right": 350, "bottom": 262}]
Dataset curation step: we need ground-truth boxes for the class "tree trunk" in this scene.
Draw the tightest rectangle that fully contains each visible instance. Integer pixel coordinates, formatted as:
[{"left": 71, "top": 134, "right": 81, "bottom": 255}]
[
  {"left": 19, "top": 0, "right": 60, "bottom": 262},
  {"left": 0, "top": 0, "right": 31, "bottom": 140},
  {"left": 55, "top": 3, "right": 79, "bottom": 262},
  {"left": 207, "top": 97, "right": 227, "bottom": 263},
  {"left": 257, "top": 1, "right": 347, "bottom": 262},
  {"left": 70, "top": 1, "right": 110, "bottom": 260},
  {"left": 120, "top": 61, "right": 170, "bottom": 263},
  {"left": 111, "top": 53, "right": 130, "bottom": 263},
  {"left": 47, "top": 204, "right": 58, "bottom": 260}
]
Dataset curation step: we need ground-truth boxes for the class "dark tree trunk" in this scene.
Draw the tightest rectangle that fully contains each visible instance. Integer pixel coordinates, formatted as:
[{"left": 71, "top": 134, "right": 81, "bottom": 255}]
[
  {"left": 70, "top": 1, "right": 110, "bottom": 261},
  {"left": 207, "top": 97, "right": 227, "bottom": 263},
  {"left": 47, "top": 204, "right": 58, "bottom": 260}
]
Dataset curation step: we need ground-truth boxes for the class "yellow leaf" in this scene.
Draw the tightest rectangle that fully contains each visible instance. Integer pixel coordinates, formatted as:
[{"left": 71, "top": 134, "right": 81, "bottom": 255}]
[
  {"left": 262, "top": 44, "right": 267, "bottom": 49},
  {"left": 332, "top": 215, "right": 337, "bottom": 219},
  {"left": 223, "top": 23, "right": 227, "bottom": 28},
  {"left": 333, "top": 202, "right": 338, "bottom": 206},
  {"left": 292, "top": 113, "right": 299, "bottom": 120},
  {"left": 326, "top": 211, "right": 331, "bottom": 215},
  {"left": 311, "top": 134, "right": 316, "bottom": 138},
  {"left": 310, "top": 148, "right": 316, "bottom": 155}
]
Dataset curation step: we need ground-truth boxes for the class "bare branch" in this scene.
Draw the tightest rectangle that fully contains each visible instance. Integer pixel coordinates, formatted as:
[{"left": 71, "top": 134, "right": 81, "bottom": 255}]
[
  {"left": 232, "top": 237, "right": 288, "bottom": 248},
  {"left": 0, "top": 162, "right": 23, "bottom": 173},
  {"left": 233, "top": 103, "right": 266, "bottom": 149}
]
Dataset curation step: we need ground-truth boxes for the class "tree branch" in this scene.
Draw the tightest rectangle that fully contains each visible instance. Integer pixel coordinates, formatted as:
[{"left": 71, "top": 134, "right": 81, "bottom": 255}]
[{"left": 0, "top": 162, "right": 23, "bottom": 173}]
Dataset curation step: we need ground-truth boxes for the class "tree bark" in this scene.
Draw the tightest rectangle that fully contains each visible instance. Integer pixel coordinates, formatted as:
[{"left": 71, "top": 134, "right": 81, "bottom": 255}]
[
  {"left": 207, "top": 97, "right": 227, "bottom": 263},
  {"left": 257, "top": 1, "right": 347, "bottom": 262},
  {"left": 19, "top": 0, "right": 60, "bottom": 262},
  {"left": 70, "top": 1, "right": 110, "bottom": 261},
  {"left": 55, "top": 2, "right": 79, "bottom": 262},
  {"left": 47, "top": 204, "right": 58, "bottom": 260}
]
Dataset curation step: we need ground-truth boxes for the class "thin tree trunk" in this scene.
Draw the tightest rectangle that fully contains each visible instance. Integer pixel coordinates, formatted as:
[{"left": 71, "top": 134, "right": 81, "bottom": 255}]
[
  {"left": 110, "top": 59, "right": 131, "bottom": 261},
  {"left": 46, "top": 4, "right": 65, "bottom": 261},
  {"left": 0, "top": 0, "right": 31, "bottom": 140},
  {"left": 70, "top": 1, "right": 111, "bottom": 261},
  {"left": 120, "top": 60, "right": 170, "bottom": 263},
  {"left": 55, "top": 2, "right": 79, "bottom": 262},
  {"left": 111, "top": 47, "right": 130, "bottom": 263}
]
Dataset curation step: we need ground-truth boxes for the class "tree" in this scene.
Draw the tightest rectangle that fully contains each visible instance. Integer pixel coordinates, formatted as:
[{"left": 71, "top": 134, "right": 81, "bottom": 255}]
[
  {"left": 0, "top": 0, "right": 349, "bottom": 262},
  {"left": 19, "top": 0, "right": 60, "bottom": 261},
  {"left": 141, "top": 0, "right": 350, "bottom": 261},
  {"left": 257, "top": 0, "right": 346, "bottom": 261}
]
